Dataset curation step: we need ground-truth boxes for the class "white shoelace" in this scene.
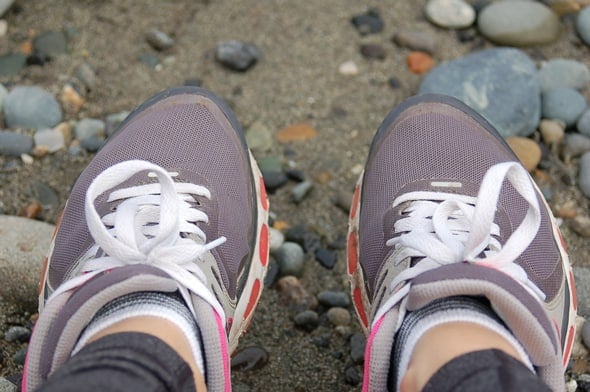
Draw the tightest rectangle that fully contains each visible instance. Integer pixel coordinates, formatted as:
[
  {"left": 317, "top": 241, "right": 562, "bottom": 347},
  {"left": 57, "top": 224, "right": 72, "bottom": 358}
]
[
  {"left": 49, "top": 160, "right": 227, "bottom": 321},
  {"left": 373, "top": 162, "right": 545, "bottom": 325}
]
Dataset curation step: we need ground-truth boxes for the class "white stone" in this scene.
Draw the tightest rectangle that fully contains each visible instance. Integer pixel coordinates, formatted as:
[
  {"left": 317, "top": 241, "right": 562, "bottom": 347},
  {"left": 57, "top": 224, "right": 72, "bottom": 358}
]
[
  {"left": 339, "top": 60, "right": 358, "bottom": 76},
  {"left": 0, "top": 19, "right": 7, "bottom": 37},
  {"left": 425, "top": 0, "right": 475, "bottom": 29},
  {"left": 34, "top": 128, "right": 65, "bottom": 153}
]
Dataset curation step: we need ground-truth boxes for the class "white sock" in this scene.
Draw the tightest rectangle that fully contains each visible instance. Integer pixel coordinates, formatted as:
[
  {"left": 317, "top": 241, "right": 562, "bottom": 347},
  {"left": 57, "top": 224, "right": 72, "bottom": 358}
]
[{"left": 73, "top": 291, "right": 205, "bottom": 375}]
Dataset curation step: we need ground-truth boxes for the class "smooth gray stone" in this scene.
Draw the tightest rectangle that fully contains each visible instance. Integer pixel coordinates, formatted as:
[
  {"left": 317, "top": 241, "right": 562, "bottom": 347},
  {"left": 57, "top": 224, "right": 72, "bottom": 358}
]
[
  {"left": 542, "top": 88, "right": 587, "bottom": 127},
  {"left": 574, "top": 266, "right": 590, "bottom": 318},
  {"left": 215, "top": 40, "right": 260, "bottom": 72},
  {"left": 419, "top": 47, "right": 540, "bottom": 137},
  {"left": 0, "top": 130, "right": 32, "bottom": 156},
  {"left": 34, "top": 128, "right": 65, "bottom": 153},
  {"left": 0, "top": 215, "right": 54, "bottom": 311},
  {"left": 579, "top": 152, "right": 590, "bottom": 198},
  {"left": 576, "top": 6, "right": 590, "bottom": 46},
  {"left": 392, "top": 29, "right": 436, "bottom": 54},
  {"left": 578, "top": 109, "right": 590, "bottom": 137},
  {"left": 74, "top": 118, "right": 105, "bottom": 141},
  {"left": 33, "top": 30, "right": 67, "bottom": 59},
  {"left": 145, "top": 29, "right": 175, "bottom": 51},
  {"left": 275, "top": 242, "right": 305, "bottom": 277},
  {"left": 0, "top": 53, "right": 26, "bottom": 78},
  {"left": 563, "top": 133, "right": 590, "bottom": 158},
  {"left": 424, "top": 0, "right": 475, "bottom": 29},
  {"left": 0, "top": 377, "right": 17, "bottom": 392},
  {"left": 0, "top": 83, "right": 7, "bottom": 111},
  {"left": 538, "top": 59, "right": 590, "bottom": 93},
  {"left": 478, "top": 1, "right": 560, "bottom": 46},
  {"left": 4, "top": 86, "right": 62, "bottom": 130}
]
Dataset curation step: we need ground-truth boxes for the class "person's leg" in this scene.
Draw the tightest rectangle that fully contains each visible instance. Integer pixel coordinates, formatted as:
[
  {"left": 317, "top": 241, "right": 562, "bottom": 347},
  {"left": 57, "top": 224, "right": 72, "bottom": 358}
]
[
  {"left": 347, "top": 94, "right": 577, "bottom": 391},
  {"left": 23, "top": 87, "right": 270, "bottom": 391}
]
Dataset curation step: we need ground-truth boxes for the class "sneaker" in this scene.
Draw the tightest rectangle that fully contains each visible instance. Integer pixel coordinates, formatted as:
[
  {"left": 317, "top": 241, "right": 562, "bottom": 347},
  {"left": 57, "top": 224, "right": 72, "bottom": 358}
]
[
  {"left": 347, "top": 94, "right": 577, "bottom": 391},
  {"left": 23, "top": 87, "right": 270, "bottom": 391}
]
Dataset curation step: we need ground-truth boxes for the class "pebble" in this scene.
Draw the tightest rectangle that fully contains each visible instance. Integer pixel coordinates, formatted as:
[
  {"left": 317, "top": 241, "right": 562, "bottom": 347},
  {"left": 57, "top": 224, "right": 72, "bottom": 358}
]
[
  {"left": 0, "top": 377, "right": 17, "bottom": 392},
  {"left": 333, "top": 189, "right": 352, "bottom": 214},
  {"left": 424, "top": 0, "right": 476, "bottom": 29},
  {"left": 0, "top": 83, "right": 7, "bottom": 110},
  {"left": 419, "top": 48, "right": 540, "bottom": 137},
  {"left": 326, "top": 307, "right": 351, "bottom": 326},
  {"left": 345, "top": 366, "right": 361, "bottom": 386},
  {"left": 105, "top": 111, "right": 130, "bottom": 136},
  {"left": 571, "top": 215, "right": 590, "bottom": 238},
  {"left": 392, "top": 30, "right": 436, "bottom": 54},
  {"left": 268, "top": 226, "right": 285, "bottom": 253},
  {"left": 258, "top": 155, "right": 283, "bottom": 173},
  {"left": 538, "top": 59, "right": 590, "bottom": 93},
  {"left": 245, "top": 121, "right": 273, "bottom": 152},
  {"left": 60, "top": 84, "right": 84, "bottom": 114},
  {"left": 34, "top": 127, "right": 65, "bottom": 153},
  {"left": 315, "top": 248, "right": 337, "bottom": 269},
  {"left": 350, "top": 9, "right": 384, "bottom": 35},
  {"left": 264, "top": 262, "right": 280, "bottom": 287},
  {"left": 477, "top": 1, "right": 561, "bottom": 46},
  {"left": 80, "top": 135, "right": 105, "bottom": 152},
  {"left": 317, "top": 291, "right": 350, "bottom": 308},
  {"left": 74, "top": 118, "right": 106, "bottom": 141},
  {"left": 542, "top": 88, "right": 587, "bottom": 127},
  {"left": 276, "top": 276, "right": 318, "bottom": 310},
  {"left": 577, "top": 6, "right": 590, "bottom": 46},
  {"left": 33, "top": 30, "right": 67, "bottom": 60},
  {"left": 360, "top": 44, "right": 386, "bottom": 60},
  {"left": 284, "top": 224, "right": 322, "bottom": 254},
  {"left": 0, "top": 0, "right": 15, "bottom": 17},
  {"left": 577, "top": 109, "right": 590, "bottom": 137},
  {"left": 294, "top": 310, "right": 319, "bottom": 331},
  {"left": 262, "top": 171, "right": 288, "bottom": 194},
  {"left": 350, "top": 333, "right": 366, "bottom": 364},
  {"left": 12, "top": 346, "right": 27, "bottom": 365},
  {"left": 275, "top": 242, "right": 305, "bottom": 277},
  {"left": 145, "top": 29, "right": 175, "bottom": 51},
  {"left": 506, "top": 137, "right": 542, "bottom": 172},
  {"left": 76, "top": 62, "right": 97, "bottom": 90},
  {"left": 563, "top": 133, "right": 590, "bottom": 158},
  {"left": 137, "top": 53, "right": 159, "bottom": 68},
  {"left": 406, "top": 51, "right": 435, "bottom": 74},
  {"left": 389, "top": 77, "right": 402, "bottom": 89},
  {"left": 4, "top": 86, "right": 62, "bottom": 130},
  {"left": 277, "top": 123, "right": 318, "bottom": 143},
  {"left": 230, "top": 346, "right": 269, "bottom": 371},
  {"left": 0, "top": 215, "right": 54, "bottom": 310},
  {"left": 338, "top": 60, "right": 359, "bottom": 76},
  {"left": 0, "top": 20, "right": 6, "bottom": 37},
  {"left": 579, "top": 152, "right": 590, "bottom": 198},
  {"left": 539, "top": 119, "right": 565, "bottom": 145},
  {"left": 215, "top": 40, "right": 260, "bottom": 72},
  {"left": 0, "top": 53, "right": 25, "bottom": 78},
  {"left": 292, "top": 181, "right": 313, "bottom": 204},
  {"left": 0, "top": 131, "right": 32, "bottom": 156},
  {"left": 4, "top": 326, "right": 30, "bottom": 343},
  {"left": 33, "top": 181, "right": 59, "bottom": 208},
  {"left": 285, "top": 169, "right": 305, "bottom": 182}
]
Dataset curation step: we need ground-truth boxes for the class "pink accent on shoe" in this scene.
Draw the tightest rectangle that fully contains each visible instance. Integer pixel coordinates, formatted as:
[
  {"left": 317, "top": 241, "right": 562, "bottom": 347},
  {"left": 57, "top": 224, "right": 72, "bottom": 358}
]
[
  {"left": 215, "top": 310, "right": 232, "bottom": 392},
  {"left": 21, "top": 354, "right": 29, "bottom": 392},
  {"left": 362, "top": 315, "right": 385, "bottom": 392}
]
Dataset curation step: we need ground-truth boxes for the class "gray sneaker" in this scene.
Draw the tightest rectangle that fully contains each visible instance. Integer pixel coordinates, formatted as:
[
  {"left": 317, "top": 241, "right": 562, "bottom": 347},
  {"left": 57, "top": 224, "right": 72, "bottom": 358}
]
[
  {"left": 23, "top": 87, "right": 270, "bottom": 391},
  {"left": 347, "top": 94, "right": 577, "bottom": 391}
]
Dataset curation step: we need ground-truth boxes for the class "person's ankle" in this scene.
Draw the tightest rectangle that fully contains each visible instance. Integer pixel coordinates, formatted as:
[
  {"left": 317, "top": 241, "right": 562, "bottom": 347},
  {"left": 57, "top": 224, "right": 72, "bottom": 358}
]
[{"left": 400, "top": 321, "right": 526, "bottom": 392}]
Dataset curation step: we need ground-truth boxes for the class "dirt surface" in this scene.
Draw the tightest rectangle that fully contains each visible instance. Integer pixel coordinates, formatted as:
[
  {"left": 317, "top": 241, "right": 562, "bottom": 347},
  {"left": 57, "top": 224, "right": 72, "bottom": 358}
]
[{"left": 1, "top": 0, "right": 590, "bottom": 390}]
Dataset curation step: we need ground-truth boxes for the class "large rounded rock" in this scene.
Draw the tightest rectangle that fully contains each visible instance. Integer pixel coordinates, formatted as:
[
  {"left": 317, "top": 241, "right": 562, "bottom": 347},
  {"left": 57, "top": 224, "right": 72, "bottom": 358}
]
[
  {"left": 538, "top": 58, "right": 590, "bottom": 93},
  {"left": 4, "top": 86, "right": 63, "bottom": 130},
  {"left": 577, "top": 6, "right": 590, "bottom": 46},
  {"left": 542, "top": 88, "right": 587, "bottom": 127},
  {"left": 478, "top": 1, "right": 561, "bottom": 46},
  {"left": 419, "top": 47, "right": 540, "bottom": 137},
  {"left": 0, "top": 215, "right": 54, "bottom": 310}
]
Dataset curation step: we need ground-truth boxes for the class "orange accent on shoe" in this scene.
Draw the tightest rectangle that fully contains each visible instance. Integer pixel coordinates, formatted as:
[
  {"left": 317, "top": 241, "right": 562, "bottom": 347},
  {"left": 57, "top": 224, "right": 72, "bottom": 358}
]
[
  {"left": 564, "top": 325, "right": 575, "bottom": 367},
  {"left": 260, "top": 224, "right": 269, "bottom": 267},
  {"left": 350, "top": 185, "right": 360, "bottom": 220},
  {"left": 353, "top": 286, "right": 368, "bottom": 328},
  {"left": 347, "top": 231, "right": 358, "bottom": 274},
  {"left": 260, "top": 177, "right": 269, "bottom": 211},
  {"left": 570, "top": 270, "right": 578, "bottom": 312},
  {"left": 244, "top": 279, "right": 261, "bottom": 321}
]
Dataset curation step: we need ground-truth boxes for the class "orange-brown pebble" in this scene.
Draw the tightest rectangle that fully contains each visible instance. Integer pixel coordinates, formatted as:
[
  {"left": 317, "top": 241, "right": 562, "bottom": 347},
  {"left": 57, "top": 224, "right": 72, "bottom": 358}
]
[
  {"left": 19, "top": 202, "right": 42, "bottom": 219},
  {"left": 272, "top": 220, "right": 290, "bottom": 231},
  {"left": 407, "top": 51, "right": 436, "bottom": 74},
  {"left": 555, "top": 207, "right": 578, "bottom": 219},
  {"left": 314, "top": 171, "right": 332, "bottom": 184},
  {"left": 61, "top": 84, "right": 84, "bottom": 114},
  {"left": 20, "top": 40, "right": 33, "bottom": 55},
  {"left": 506, "top": 137, "right": 542, "bottom": 172},
  {"left": 277, "top": 123, "right": 318, "bottom": 143}
]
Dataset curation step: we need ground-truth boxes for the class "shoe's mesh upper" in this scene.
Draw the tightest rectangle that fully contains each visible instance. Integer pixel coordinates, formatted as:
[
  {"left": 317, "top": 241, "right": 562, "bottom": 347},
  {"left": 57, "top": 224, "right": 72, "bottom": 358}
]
[
  {"left": 359, "top": 101, "right": 562, "bottom": 301},
  {"left": 49, "top": 93, "right": 255, "bottom": 298}
]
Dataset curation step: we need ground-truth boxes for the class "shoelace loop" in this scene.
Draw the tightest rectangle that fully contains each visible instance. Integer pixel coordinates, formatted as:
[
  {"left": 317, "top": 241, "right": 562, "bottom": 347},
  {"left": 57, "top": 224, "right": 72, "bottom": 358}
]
[
  {"left": 374, "top": 162, "right": 544, "bottom": 325},
  {"left": 51, "top": 160, "right": 226, "bottom": 321}
]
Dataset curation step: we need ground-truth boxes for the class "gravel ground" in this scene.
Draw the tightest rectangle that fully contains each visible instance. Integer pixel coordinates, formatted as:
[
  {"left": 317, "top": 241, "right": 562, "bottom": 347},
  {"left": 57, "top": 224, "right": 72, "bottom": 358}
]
[{"left": 1, "top": 0, "right": 590, "bottom": 390}]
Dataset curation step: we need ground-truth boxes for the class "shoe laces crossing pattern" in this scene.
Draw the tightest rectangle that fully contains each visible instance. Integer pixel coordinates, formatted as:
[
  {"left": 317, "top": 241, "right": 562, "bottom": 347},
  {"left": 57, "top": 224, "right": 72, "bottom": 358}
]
[
  {"left": 373, "top": 162, "right": 545, "bottom": 325},
  {"left": 49, "top": 160, "right": 227, "bottom": 321}
]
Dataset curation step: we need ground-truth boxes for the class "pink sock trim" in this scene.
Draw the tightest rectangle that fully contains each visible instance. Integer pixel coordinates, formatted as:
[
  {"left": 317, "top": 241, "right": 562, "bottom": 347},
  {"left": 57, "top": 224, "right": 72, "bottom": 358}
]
[
  {"left": 362, "top": 315, "right": 385, "bottom": 392},
  {"left": 214, "top": 311, "right": 231, "bottom": 392},
  {"left": 21, "top": 353, "right": 29, "bottom": 392}
]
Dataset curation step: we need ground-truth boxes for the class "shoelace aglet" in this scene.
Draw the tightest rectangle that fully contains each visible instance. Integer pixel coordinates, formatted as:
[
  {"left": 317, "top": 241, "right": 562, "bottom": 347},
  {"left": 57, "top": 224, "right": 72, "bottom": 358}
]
[{"left": 204, "top": 236, "right": 227, "bottom": 252}]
